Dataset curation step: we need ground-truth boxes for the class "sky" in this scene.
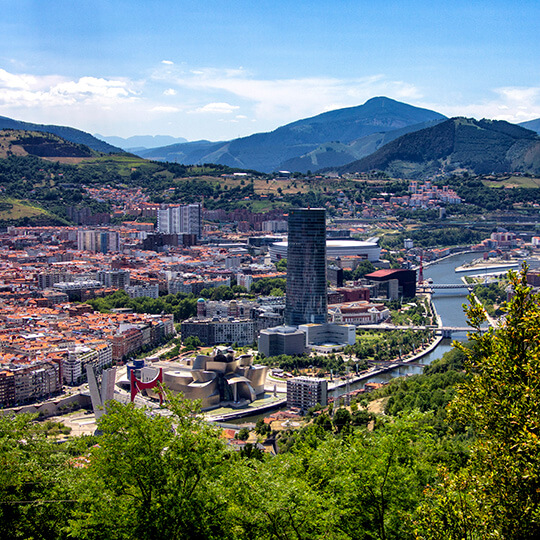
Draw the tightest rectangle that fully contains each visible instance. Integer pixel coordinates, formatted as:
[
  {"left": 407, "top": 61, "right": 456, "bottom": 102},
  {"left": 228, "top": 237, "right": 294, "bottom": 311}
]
[{"left": 1, "top": 0, "right": 540, "bottom": 142}]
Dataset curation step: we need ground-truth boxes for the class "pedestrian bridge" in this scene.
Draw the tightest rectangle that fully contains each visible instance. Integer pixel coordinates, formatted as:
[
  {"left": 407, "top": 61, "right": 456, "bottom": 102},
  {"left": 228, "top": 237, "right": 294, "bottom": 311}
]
[{"left": 357, "top": 323, "right": 489, "bottom": 338}]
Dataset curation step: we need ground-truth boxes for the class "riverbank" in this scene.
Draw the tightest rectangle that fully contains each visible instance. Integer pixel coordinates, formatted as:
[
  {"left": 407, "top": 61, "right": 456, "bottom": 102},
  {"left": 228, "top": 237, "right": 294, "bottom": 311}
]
[{"left": 328, "top": 334, "right": 444, "bottom": 393}]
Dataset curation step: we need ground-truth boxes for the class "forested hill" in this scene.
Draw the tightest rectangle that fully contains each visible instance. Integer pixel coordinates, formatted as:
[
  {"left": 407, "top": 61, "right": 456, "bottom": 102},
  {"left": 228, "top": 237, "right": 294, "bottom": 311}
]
[
  {"left": 0, "top": 115, "right": 123, "bottom": 154},
  {"left": 334, "top": 117, "right": 540, "bottom": 178}
]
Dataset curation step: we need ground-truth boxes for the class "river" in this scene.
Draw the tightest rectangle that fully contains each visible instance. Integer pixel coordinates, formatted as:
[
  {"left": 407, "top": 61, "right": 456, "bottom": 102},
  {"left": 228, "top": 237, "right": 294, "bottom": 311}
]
[
  {"left": 233, "top": 251, "right": 531, "bottom": 422},
  {"left": 330, "top": 251, "right": 501, "bottom": 393}
]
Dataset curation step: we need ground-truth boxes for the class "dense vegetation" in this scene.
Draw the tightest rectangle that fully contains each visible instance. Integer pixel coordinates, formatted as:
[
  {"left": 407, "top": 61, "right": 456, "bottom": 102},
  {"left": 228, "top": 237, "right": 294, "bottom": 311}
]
[
  {"left": 339, "top": 117, "right": 540, "bottom": 178},
  {"left": 86, "top": 289, "right": 198, "bottom": 322},
  {"left": 381, "top": 226, "right": 483, "bottom": 249}
]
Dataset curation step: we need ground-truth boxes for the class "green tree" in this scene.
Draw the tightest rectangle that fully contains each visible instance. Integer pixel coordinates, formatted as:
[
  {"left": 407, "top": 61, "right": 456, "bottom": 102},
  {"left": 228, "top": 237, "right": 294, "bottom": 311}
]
[
  {"left": 0, "top": 413, "right": 84, "bottom": 540},
  {"left": 416, "top": 266, "right": 540, "bottom": 538},
  {"left": 236, "top": 428, "right": 250, "bottom": 441},
  {"left": 69, "top": 396, "right": 232, "bottom": 540},
  {"left": 182, "top": 335, "right": 202, "bottom": 351}
]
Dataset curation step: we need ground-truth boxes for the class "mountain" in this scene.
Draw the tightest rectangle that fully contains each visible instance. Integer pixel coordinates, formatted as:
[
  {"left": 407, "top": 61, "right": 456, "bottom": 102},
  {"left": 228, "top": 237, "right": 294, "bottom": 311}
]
[
  {"left": 519, "top": 118, "right": 540, "bottom": 134},
  {"left": 333, "top": 117, "right": 540, "bottom": 178},
  {"left": 135, "top": 97, "right": 446, "bottom": 172},
  {"left": 0, "top": 129, "right": 99, "bottom": 160},
  {"left": 0, "top": 116, "right": 122, "bottom": 154},
  {"left": 94, "top": 134, "right": 188, "bottom": 151},
  {"left": 279, "top": 119, "right": 445, "bottom": 173}
]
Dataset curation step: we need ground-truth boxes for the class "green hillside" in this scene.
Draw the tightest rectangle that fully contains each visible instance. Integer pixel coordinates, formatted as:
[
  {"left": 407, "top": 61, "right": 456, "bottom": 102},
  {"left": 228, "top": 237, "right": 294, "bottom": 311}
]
[
  {"left": 0, "top": 115, "right": 123, "bottom": 154},
  {"left": 336, "top": 117, "right": 540, "bottom": 178}
]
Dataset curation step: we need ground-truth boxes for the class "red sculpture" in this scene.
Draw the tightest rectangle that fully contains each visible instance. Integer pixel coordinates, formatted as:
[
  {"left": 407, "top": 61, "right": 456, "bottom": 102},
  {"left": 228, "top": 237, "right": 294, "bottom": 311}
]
[{"left": 130, "top": 367, "right": 164, "bottom": 405}]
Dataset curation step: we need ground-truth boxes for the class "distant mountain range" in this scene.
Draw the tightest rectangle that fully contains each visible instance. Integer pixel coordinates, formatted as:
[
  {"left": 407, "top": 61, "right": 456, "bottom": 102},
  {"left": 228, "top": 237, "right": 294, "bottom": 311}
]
[
  {"left": 94, "top": 134, "right": 188, "bottom": 152},
  {"left": 519, "top": 118, "right": 540, "bottom": 134},
  {"left": 136, "top": 97, "right": 447, "bottom": 172},
  {"left": 0, "top": 116, "right": 122, "bottom": 154},
  {"left": 334, "top": 117, "right": 540, "bottom": 177},
  {"left": 2, "top": 99, "right": 540, "bottom": 178}
]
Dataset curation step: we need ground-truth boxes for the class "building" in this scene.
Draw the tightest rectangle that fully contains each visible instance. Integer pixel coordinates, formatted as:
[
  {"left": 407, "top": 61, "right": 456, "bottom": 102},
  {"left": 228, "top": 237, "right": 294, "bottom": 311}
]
[
  {"left": 77, "top": 229, "right": 120, "bottom": 253},
  {"left": 181, "top": 317, "right": 257, "bottom": 347},
  {"left": 258, "top": 326, "right": 306, "bottom": 357},
  {"left": 286, "top": 376, "right": 328, "bottom": 411},
  {"left": 327, "top": 301, "right": 390, "bottom": 325},
  {"left": 298, "top": 322, "right": 356, "bottom": 351},
  {"left": 129, "top": 349, "right": 268, "bottom": 410},
  {"left": 125, "top": 283, "right": 159, "bottom": 299},
  {"left": 270, "top": 239, "right": 381, "bottom": 263},
  {"left": 157, "top": 204, "right": 202, "bottom": 238},
  {"left": 97, "top": 270, "right": 131, "bottom": 289},
  {"left": 364, "top": 269, "right": 417, "bottom": 299},
  {"left": 285, "top": 208, "right": 328, "bottom": 326}
]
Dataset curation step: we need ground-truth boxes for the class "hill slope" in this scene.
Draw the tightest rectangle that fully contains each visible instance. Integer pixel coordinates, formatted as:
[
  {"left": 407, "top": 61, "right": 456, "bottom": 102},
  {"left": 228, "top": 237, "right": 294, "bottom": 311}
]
[
  {"left": 519, "top": 118, "right": 540, "bottom": 134},
  {"left": 0, "top": 116, "right": 123, "bottom": 154},
  {"left": 136, "top": 97, "right": 446, "bottom": 172},
  {"left": 0, "top": 130, "right": 100, "bottom": 160},
  {"left": 335, "top": 117, "right": 540, "bottom": 178},
  {"left": 279, "top": 119, "right": 445, "bottom": 173}
]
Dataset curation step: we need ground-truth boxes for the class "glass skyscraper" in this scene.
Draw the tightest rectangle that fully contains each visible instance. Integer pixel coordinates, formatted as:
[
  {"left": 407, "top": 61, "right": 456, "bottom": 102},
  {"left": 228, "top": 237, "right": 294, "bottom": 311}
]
[{"left": 284, "top": 208, "right": 327, "bottom": 326}]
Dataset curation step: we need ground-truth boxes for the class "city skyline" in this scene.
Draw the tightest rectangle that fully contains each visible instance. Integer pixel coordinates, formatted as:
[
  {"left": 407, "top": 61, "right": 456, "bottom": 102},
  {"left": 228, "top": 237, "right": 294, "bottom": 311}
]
[{"left": 1, "top": 1, "right": 540, "bottom": 140}]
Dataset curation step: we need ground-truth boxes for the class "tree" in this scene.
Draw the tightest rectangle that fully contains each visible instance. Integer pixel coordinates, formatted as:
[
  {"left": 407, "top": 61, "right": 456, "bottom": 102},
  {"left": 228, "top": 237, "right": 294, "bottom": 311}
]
[
  {"left": 68, "top": 395, "right": 233, "bottom": 540},
  {"left": 182, "top": 335, "right": 202, "bottom": 351},
  {"left": 333, "top": 407, "right": 352, "bottom": 433},
  {"left": 0, "top": 413, "right": 84, "bottom": 540},
  {"left": 236, "top": 428, "right": 250, "bottom": 441},
  {"left": 416, "top": 266, "right": 540, "bottom": 538}
]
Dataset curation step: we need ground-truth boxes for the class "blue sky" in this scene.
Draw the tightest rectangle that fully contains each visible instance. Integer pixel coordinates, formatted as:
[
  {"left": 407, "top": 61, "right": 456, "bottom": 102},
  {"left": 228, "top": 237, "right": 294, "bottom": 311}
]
[{"left": 1, "top": 0, "right": 539, "bottom": 141}]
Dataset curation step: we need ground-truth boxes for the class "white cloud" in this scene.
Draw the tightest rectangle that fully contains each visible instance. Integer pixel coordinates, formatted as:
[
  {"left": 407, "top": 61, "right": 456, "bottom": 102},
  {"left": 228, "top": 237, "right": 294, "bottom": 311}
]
[
  {"left": 191, "top": 102, "right": 240, "bottom": 114},
  {"left": 153, "top": 66, "right": 424, "bottom": 127},
  {"left": 421, "top": 86, "right": 540, "bottom": 124},
  {"left": 0, "top": 69, "right": 136, "bottom": 109},
  {"left": 161, "top": 60, "right": 174, "bottom": 65},
  {"left": 150, "top": 105, "right": 181, "bottom": 113},
  {"left": 163, "top": 88, "right": 176, "bottom": 96}
]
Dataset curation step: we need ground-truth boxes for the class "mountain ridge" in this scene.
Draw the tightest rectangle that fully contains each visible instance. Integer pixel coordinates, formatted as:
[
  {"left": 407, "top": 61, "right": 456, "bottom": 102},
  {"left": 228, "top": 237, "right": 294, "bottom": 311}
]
[
  {"left": 136, "top": 97, "right": 447, "bottom": 172},
  {"left": 95, "top": 134, "right": 188, "bottom": 151},
  {"left": 332, "top": 117, "right": 540, "bottom": 178},
  {"left": 0, "top": 116, "right": 123, "bottom": 154}
]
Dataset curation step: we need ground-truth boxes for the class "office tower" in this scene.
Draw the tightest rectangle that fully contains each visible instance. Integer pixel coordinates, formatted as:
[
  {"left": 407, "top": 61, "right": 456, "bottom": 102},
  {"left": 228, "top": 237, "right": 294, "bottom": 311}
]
[{"left": 284, "top": 208, "right": 327, "bottom": 326}]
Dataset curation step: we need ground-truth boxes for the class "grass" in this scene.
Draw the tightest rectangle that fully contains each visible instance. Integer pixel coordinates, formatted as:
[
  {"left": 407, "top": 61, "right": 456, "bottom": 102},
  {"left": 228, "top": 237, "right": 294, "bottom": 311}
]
[
  {"left": 0, "top": 198, "right": 50, "bottom": 220},
  {"left": 482, "top": 175, "right": 540, "bottom": 189}
]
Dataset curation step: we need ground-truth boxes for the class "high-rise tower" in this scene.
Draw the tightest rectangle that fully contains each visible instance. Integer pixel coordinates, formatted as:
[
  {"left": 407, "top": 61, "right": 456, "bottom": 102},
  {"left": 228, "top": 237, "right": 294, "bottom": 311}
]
[{"left": 284, "top": 208, "right": 327, "bottom": 326}]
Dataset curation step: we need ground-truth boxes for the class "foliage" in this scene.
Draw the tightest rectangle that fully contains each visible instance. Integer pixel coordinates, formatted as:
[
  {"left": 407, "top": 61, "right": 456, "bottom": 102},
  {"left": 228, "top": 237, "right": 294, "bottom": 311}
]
[
  {"left": 350, "top": 328, "right": 433, "bottom": 363},
  {"left": 260, "top": 353, "right": 346, "bottom": 375},
  {"left": 250, "top": 278, "right": 286, "bottom": 296},
  {"left": 70, "top": 395, "right": 232, "bottom": 540},
  {"left": 415, "top": 266, "right": 540, "bottom": 538},
  {"left": 182, "top": 335, "right": 202, "bottom": 352},
  {"left": 0, "top": 413, "right": 87, "bottom": 540},
  {"left": 381, "top": 227, "right": 483, "bottom": 250},
  {"left": 86, "top": 290, "right": 197, "bottom": 322},
  {"left": 472, "top": 281, "right": 507, "bottom": 316}
]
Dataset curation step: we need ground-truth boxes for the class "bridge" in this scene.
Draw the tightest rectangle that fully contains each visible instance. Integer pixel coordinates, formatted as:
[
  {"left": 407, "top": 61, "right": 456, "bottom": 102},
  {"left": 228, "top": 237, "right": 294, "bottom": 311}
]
[
  {"left": 357, "top": 323, "right": 489, "bottom": 337},
  {"left": 417, "top": 283, "right": 473, "bottom": 294}
]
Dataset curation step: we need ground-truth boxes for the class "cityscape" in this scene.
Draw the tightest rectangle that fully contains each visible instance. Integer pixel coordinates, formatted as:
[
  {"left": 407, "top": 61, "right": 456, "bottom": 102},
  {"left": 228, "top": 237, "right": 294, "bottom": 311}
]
[{"left": 2, "top": 2, "right": 540, "bottom": 538}]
